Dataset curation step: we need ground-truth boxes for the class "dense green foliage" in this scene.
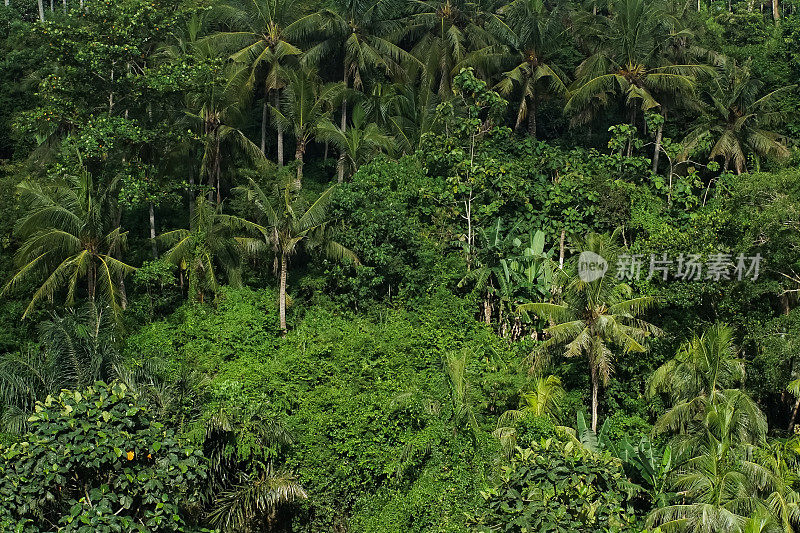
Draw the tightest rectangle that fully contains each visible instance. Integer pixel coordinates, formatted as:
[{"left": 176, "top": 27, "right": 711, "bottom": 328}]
[{"left": 2, "top": 0, "right": 800, "bottom": 531}]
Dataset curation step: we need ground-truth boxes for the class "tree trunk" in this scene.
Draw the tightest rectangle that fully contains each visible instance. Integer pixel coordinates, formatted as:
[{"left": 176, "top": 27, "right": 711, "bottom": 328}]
[
  {"left": 590, "top": 363, "right": 599, "bottom": 433},
  {"left": 341, "top": 71, "right": 348, "bottom": 132},
  {"left": 789, "top": 396, "right": 800, "bottom": 433},
  {"left": 279, "top": 253, "right": 288, "bottom": 334},
  {"left": 274, "top": 91, "right": 284, "bottom": 167},
  {"left": 118, "top": 277, "right": 127, "bottom": 310},
  {"left": 188, "top": 174, "right": 195, "bottom": 228},
  {"left": 626, "top": 107, "right": 636, "bottom": 157},
  {"left": 149, "top": 201, "right": 158, "bottom": 259},
  {"left": 527, "top": 94, "right": 537, "bottom": 139},
  {"left": 337, "top": 155, "right": 345, "bottom": 183},
  {"left": 37, "top": 0, "right": 44, "bottom": 21},
  {"left": 772, "top": 0, "right": 780, "bottom": 20},
  {"left": 211, "top": 123, "right": 221, "bottom": 203},
  {"left": 261, "top": 96, "right": 268, "bottom": 155},
  {"left": 559, "top": 229, "right": 565, "bottom": 269},
  {"left": 652, "top": 110, "right": 665, "bottom": 173},
  {"left": 88, "top": 263, "right": 96, "bottom": 300},
  {"left": 295, "top": 143, "right": 304, "bottom": 183},
  {"left": 49, "top": 0, "right": 53, "bottom": 12},
  {"left": 483, "top": 291, "right": 492, "bottom": 325},
  {"left": 63, "top": 0, "right": 66, "bottom": 12}
]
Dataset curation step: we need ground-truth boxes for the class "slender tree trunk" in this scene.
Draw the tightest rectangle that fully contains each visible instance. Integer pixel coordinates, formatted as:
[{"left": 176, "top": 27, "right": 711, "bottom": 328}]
[
  {"left": 590, "top": 363, "right": 599, "bottom": 433},
  {"left": 295, "top": 143, "right": 304, "bottom": 183},
  {"left": 88, "top": 263, "right": 96, "bottom": 300},
  {"left": 337, "top": 155, "right": 345, "bottom": 183},
  {"left": 188, "top": 174, "right": 195, "bottom": 228},
  {"left": 324, "top": 141, "right": 329, "bottom": 160},
  {"left": 279, "top": 253, "right": 288, "bottom": 334},
  {"left": 527, "top": 94, "right": 537, "bottom": 139},
  {"left": 37, "top": 0, "right": 44, "bottom": 21},
  {"left": 484, "top": 291, "right": 492, "bottom": 325},
  {"left": 149, "top": 201, "right": 158, "bottom": 259},
  {"left": 559, "top": 229, "right": 565, "bottom": 269},
  {"left": 789, "top": 397, "right": 800, "bottom": 433},
  {"left": 341, "top": 71, "right": 348, "bottom": 132},
  {"left": 275, "top": 91, "right": 284, "bottom": 167},
  {"left": 652, "top": 109, "right": 665, "bottom": 173},
  {"left": 50, "top": 0, "right": 53, "bottom": 12},
  {"left": 626, "top": 107, "right": 636, "bottom": 157},
  {"left": 261, "top": 96, "right": 268, "bottom": 155},
  {"left": 773, "top": 0, "right": 780, "bottom": 20},
  {"left": 63, "top": 0, "right": 66, "bottom": 12}
]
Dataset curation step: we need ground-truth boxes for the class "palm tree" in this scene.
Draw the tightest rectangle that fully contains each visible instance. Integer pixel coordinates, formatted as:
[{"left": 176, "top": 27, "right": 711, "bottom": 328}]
[
  {"left": 207, "top": 0, "right": 318, "bottom": 164},
  {"left": 565, "top": 0, "right": 701, "bottom": 144},
  {"left": 270, "top": 67, "right": 344, "bottom": 182},
  {"left": 165, "top": 20, "right": 266, "bottom": 205},
  {"left": 682, "top": 59, "right": 795, "bottom": 174},
  {"left": 518, "top": 230, "right": 661, "bottom": 432},
  {"left": 2, "top": 167, "right": 134, "bottom": 318},
  {"left": 403, "top": 0, "right": 509, "bottom": 96},
  {"left": 0, "top": 302, "right": 121, "bottom": 433},
  {"left": 236, "top": 175, "right": 359, "bottom": 333},
  {"left": 494, "top": 0, "right": 569, "bottom": 138},
  {"left": 304, "top": 0, "right": 415, "bottom": 131},
  {"left": 316, "top": 102, "right": 393, "bottom": 182},
  {"left": 158, "top": 196, "right": 259, "bottom": 303},
  {"left": 203, "top": 408, "right": 306, "bottom": 532},
  {"left": 648, "top": 322, "right": 767, "bottom": 444}
]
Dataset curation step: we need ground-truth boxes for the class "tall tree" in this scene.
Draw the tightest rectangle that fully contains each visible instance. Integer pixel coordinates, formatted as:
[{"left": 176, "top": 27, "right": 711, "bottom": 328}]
[
  {"left": 208, "top": 0, "right": 317, "bottom": 165},
  {"left": 648, "top": 322, "right": 767, "bottom": 443},
  {"left": 316, "top": 102, "right": 393, "bottom": 181},
  {"left": 681, "top": 59, "right": 794, "bottom": 174},
  {"left": 304, "top": 0, "right": 415, "bottom": 131},
  {"left": 518, "top": 231, "right": 661, "bottom": 432},
  {"left": 2, "top": 166, "right": 134, "bottom": 318},
  {"left": 565, "top": 0, "right": 701, "bottom": 142},
  {"left": 236, "top": 176, "right": 358, "bottom": 333},
  {"left": 403, "top": 0, "right": 509, "bottom": 96},
  {"left": 495, "top": 0, "right": 569, "bottom": 138},
  {"left": 270, "top": 67, "right": 343, "bottom": 182},
  {"left": 158, "top": 196, "right": 259, "bottom": 303}
]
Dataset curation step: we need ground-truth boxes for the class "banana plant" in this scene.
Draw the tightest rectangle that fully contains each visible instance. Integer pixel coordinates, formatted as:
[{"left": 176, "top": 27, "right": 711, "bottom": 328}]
[{"left": 510, "top": 229, "right": 554, "bottom": 299}]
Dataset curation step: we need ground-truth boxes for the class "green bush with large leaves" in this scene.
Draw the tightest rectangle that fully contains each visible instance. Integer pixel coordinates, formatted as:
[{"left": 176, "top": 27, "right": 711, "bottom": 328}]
[{"left": 0, "top": 382, "right": 207, "bottom": 532}]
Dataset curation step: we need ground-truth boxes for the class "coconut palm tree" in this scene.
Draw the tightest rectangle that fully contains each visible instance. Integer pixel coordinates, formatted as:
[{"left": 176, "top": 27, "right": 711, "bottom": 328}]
[
  {"left": 304, "top": 0, "right": 417, "bottom": 131},
  {"left": 2, "top": 167, "right": 134, "bottom": 318},
  {"left": 565, "top": 0, "right": 701, "bottom": 140},
  {"left": 235, "top": 175, "right": 359, "bottom": 333},
  {"left": 403, "top": 0, "right": 509, "bottom": 96},
  {"left": 648, "top": 322, "right": 767, "bottom": 443},
  {"left": 316, "top": 102, "right": 393, "bottom": 181},
  {"left": 681, "top": 59, "right": 795, "bottom": 174},
  {"left": 494, "top": 0, "right": 569, "bottom": 138},
  {"left": 518, "top": 230, "right": 661, "bottom": 432},
  {"left": 165, "top": 20, "right": 266, "bottom": 204},
  {"left": 207, "top": 0, "right": 318, "bottom": 164},
  {"left": 270, "top": 67, "right": 344, "bottom": 182},
  {"left": 158, "top": 196, "right": 259, "bottom": 303}
]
